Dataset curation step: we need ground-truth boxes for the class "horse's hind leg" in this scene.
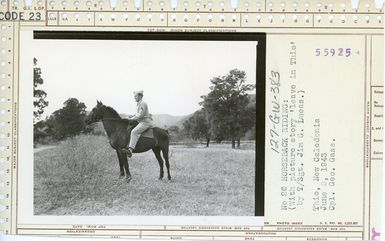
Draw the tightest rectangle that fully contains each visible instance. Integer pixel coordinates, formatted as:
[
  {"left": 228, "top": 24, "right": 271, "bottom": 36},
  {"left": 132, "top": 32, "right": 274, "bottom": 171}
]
[
  {"left": 116, "top": 150, "right": 124, "bottom": 177},
  {"left": 119, "top": 150, "right": 132, "bottom": 182},
  {"left": 152, "top": 147, "right": 164, "bottom": 179},
  {"left": 161, "top": 146, "right": 171, "bottom": 180}
]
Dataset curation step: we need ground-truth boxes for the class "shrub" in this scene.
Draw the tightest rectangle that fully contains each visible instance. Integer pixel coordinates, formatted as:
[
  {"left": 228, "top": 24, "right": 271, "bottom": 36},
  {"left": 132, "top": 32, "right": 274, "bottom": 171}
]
[{"left": 34, "top": 135, "right": 110, "bottom": 213}]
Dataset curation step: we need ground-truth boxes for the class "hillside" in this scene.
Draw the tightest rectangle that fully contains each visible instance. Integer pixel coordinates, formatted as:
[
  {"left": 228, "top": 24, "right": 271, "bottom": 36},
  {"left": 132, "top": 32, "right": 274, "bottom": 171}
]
[
  {"left": 151, "top": 114, "right": 189, "bottom": 128},
  {"left": 119, "top": 113, "right": 189, "bottom": 128}
]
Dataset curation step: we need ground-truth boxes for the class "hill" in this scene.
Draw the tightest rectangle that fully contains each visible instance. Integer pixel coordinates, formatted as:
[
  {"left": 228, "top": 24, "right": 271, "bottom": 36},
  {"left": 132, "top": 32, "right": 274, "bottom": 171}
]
[
  {"left": 120, "top": 113, "right": 190, "bottom": 129},
  {"left": 151, "top": 114, "right": 189, "bottom": 128}
]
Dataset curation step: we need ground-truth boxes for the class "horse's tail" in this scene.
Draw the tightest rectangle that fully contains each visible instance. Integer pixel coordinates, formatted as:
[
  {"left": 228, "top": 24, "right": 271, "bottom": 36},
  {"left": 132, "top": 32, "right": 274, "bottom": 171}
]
[
  {"left": 153, "top": 127, "right": 170, "bottom": 142},
  {"left": 159, "top": 129, "right": 171, "bottom": 180},
  {"left": 162, "top": 129, "right": 171, "bottom": 146}
]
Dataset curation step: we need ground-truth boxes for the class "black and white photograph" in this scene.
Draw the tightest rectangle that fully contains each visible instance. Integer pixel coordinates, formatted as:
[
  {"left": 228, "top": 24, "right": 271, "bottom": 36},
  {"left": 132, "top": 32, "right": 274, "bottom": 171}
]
[{"left": 20, "top": 32, "right": 264, "bottom": 218}]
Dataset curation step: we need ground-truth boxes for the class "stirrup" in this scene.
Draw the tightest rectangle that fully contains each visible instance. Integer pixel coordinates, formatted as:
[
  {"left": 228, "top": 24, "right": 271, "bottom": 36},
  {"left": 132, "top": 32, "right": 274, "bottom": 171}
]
[{"left": 122, "top": 147, "right": 133, "bottom": 157}]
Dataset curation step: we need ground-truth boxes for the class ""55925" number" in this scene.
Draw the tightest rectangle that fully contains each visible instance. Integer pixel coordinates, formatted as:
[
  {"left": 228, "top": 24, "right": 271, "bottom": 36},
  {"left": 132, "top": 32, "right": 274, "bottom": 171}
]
[{"left": 315, "top": 48, "right": 351, "bottom": 57}]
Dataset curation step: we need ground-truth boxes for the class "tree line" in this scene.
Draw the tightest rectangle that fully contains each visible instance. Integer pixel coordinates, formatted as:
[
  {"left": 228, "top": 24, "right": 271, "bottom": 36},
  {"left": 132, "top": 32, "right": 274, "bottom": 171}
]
[
  {"left": 182, "top": 69, "right": 256, "bottom": 149},
  {"left": 34, "top": 61, "right": 255, "bottom": 149},
  {"left": 33, "top": 59, "right": 89, "bottom": 144}
]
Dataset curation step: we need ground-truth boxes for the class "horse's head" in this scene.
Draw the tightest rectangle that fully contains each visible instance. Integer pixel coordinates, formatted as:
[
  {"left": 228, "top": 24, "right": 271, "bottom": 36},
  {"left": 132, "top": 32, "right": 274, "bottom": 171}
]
[{"left": 85, "top": 100, "right": 105, "bottom": 125}]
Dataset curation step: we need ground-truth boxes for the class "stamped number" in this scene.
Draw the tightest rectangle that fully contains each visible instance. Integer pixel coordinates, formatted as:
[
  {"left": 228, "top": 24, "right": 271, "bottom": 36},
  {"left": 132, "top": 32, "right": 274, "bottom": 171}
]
[
  {"left": 315, "top": 48, "right": 352, "bottom": 57},
  {"left": 29, "top": 12, "right": 41, "bottom": 21}
]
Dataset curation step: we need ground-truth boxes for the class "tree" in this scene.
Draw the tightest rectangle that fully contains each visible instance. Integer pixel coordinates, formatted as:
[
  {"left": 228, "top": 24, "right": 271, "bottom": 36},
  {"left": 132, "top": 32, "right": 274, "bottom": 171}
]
[
  {"left": 243, "top": 94, "right": 257, "bottom": 141},
  {"left": 51, "top": 98, "right": 87, "bottom": 139},
  {"left": 33, "top": 58, "right": 48, "bottom": 124},
  {"left": 201, "top": 69, "right": 255, "bottom": 149},
  {"left": 183, "top": 109, "right": 211, "bottom": 147}
]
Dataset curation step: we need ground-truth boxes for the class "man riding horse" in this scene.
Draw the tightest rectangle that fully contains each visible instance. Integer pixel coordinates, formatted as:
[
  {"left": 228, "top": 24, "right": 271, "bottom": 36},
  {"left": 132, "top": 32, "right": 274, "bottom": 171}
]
[{"left": 122, "top": 90, "right": 153, "bottom": 157}]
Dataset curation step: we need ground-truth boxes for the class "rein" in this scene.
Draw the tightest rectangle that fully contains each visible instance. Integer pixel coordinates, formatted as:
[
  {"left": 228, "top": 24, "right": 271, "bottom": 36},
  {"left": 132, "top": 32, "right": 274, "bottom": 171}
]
[
  {"left": 101, "top": 118, "right": 127, "bottom": 121},
  {"left": 99, "top": 118, "right": 137, "bottom": 125}
]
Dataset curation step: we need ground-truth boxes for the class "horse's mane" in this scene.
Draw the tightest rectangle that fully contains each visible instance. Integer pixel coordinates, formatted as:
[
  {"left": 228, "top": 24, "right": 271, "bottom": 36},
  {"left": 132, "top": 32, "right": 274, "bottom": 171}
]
[
  {"left": 102, "top": 105, "right": 121, "bottom": 119},
  {"left": 102, "top": 105, "right": 138, "bottom": 126}
]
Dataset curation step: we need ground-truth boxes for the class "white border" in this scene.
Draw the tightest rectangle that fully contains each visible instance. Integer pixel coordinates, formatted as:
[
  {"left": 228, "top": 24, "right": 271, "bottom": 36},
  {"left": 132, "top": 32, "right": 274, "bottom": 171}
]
[{"left": 17, "top": 30, "right": 263, "bottom": 226}]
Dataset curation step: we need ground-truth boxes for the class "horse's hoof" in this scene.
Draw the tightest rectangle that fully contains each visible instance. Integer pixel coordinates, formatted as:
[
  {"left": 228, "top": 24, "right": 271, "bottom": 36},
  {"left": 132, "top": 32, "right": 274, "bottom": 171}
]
[{"left": 168, "top": 176, "right": 172, "bottom": 181}]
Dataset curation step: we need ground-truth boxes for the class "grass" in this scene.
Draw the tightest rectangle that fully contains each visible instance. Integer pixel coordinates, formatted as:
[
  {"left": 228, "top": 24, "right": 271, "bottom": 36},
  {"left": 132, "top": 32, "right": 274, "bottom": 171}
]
[{"left": 34, "top": 135, "right": 255, "bottom": 216}]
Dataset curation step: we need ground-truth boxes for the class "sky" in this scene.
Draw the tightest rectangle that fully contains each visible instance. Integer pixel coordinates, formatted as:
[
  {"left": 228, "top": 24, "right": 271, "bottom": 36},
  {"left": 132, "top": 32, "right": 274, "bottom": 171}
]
[{"left": 25, "top": 36, "right": 257, "bottom": 117}]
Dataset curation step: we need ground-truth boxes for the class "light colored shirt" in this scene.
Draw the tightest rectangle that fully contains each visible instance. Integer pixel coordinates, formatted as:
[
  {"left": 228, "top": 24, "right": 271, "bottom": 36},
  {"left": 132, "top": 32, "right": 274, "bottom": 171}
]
[{"left": 131, "top": 100, "right": 152, "bottom": 122}]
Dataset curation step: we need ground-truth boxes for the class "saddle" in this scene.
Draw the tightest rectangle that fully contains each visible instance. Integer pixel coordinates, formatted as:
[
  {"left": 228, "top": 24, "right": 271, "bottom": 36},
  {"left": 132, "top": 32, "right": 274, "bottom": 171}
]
[{"left": 141, "top": 128, "right": 154, "bottom": 139}]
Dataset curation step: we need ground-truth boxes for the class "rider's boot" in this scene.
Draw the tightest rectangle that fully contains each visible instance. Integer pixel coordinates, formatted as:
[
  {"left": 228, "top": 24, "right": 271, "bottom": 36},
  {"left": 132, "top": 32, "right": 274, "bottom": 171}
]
[{"left": 122, "top": 147, "right": 134, "bottom": 157}]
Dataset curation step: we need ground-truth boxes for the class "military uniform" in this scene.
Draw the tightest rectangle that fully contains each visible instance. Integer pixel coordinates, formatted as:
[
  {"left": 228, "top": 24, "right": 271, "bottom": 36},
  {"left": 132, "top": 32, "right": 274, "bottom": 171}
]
[{"left": 128, "top": 99, "right": 153, "bottom": 150}]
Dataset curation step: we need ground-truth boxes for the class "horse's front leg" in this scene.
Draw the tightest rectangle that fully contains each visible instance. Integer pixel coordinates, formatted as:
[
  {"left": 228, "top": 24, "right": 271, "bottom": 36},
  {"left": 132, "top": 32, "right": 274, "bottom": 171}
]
[
  {"left": 120, "top": 149, "right": 132, "bottom": 182},
  {"left": 116, "top": 150, "right": 125, "bottom": 177}
]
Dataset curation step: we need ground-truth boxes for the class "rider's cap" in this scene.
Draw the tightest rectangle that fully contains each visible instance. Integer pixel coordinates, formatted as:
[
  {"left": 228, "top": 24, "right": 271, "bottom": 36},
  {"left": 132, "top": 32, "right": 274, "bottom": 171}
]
[{"left": 133, "top": 90, "right": 144, "bottom": 96}]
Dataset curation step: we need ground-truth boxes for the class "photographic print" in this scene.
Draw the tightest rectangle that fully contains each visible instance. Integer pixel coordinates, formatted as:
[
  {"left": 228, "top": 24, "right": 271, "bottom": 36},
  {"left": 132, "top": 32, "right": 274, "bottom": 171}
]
[{"left": 22, "top": 32, "right": 263, "bottom": 218}]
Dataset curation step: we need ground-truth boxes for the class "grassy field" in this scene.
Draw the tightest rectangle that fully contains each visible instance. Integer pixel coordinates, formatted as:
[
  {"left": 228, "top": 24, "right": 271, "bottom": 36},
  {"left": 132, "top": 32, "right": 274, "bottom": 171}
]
[{"left": 34, "top": 135, "right": 255, "bottom": 216}]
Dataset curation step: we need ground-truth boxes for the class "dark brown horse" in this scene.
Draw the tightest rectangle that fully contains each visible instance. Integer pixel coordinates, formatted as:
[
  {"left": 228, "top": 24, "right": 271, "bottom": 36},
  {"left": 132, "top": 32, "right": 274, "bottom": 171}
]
[{"left": 85, "top": 100, "right": 171, "bottom": 181}]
